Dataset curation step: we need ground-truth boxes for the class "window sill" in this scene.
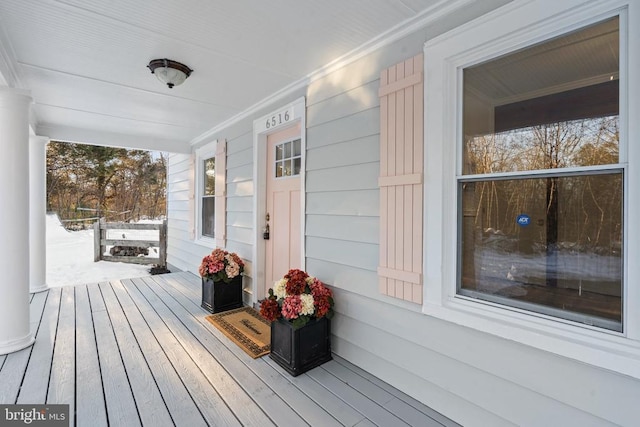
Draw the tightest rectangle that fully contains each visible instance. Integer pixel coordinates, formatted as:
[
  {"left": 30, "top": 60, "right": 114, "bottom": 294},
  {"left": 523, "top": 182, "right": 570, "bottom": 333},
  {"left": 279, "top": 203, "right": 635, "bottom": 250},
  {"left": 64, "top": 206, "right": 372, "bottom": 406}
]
[
  {"left": 422, "top": 296, "right": 640, "bottom": 380},
  {"left": 194, "top": 235, "right": 216, "bottom": 248}
]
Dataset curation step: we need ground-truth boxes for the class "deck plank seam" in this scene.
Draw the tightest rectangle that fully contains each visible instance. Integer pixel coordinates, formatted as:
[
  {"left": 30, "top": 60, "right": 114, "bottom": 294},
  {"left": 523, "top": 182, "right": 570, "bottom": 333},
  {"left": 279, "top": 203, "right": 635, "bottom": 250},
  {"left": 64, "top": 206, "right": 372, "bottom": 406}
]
[
  {"left": 14, "top": 290, "right": 51, "bottom": 404},
  {"left": 106, "top": 280, "right": 178, "bottom": 427},
  {"left": 261, "top": 356, "right": 358, "bottom": 427},
  {"left": 153, "top": 273, "right": 459, "bottom": 427},
  {"left": 127, "top": 277, "right": 244, "bottom": 426},
  {"left": 73, "top": 287, "right": 77, "bottom": 427},
  {"left": 115, "top": 279, "right": 213, "bottom": 426},
  {"left": 148, "top": 275, "right": 332, "bottom": 427},
  {"left": 308, "top": 365, "right": 411, "bottom": 427},
  {"left": 96, "top": 282, "right": 144, "bottom": 426},
  {"left": 86, "top": 285, "right": 112, "bottom": 427},
  {"left": 267, "top": 358, "right": 362, "bottom": 423},
  {"left": 117, "top": 278, "right": 210, "bottom": 427},
  {"left": 329, "top": 357, "right": 436, "bottom": 424},
  {"left": 45, "top": 288, "right": 63, "bottom": 404},
  {"left": 139, "top": 276, "right": 290, "bottom": 427},
  {"left": 256, "top": 356, "right": 343, "bottom": 426},
  {"left": 331, "top": 356, "right": 455, "bottom": 426},
  {"left": 159, "top": 273, "right": 353, "bottom": 426}
]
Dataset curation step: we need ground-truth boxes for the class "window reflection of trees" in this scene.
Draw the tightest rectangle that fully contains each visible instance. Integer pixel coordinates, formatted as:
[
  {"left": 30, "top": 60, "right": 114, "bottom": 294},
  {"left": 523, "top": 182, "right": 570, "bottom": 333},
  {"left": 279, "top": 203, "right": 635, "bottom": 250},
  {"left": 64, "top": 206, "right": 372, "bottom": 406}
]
[
  {"left": 464, "top": 116, "right": 619, "bottom": 175},
  {"left": 463, "top": 116, "right": 621, "bottom": 244},
  {"left": 460, "top": 117, "right": 622, "bottom": 328}
]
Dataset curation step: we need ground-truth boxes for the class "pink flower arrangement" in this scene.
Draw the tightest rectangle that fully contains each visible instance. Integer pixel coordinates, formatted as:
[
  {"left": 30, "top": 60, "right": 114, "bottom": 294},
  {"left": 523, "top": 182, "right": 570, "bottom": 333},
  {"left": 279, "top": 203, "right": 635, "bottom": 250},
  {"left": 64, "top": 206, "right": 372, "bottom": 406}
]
[
  {"left": 260, "top": 269, "right": 334, "bottom": 328},
  {"left": 199, "top": 248, "right": 245, "bottom": 282}
]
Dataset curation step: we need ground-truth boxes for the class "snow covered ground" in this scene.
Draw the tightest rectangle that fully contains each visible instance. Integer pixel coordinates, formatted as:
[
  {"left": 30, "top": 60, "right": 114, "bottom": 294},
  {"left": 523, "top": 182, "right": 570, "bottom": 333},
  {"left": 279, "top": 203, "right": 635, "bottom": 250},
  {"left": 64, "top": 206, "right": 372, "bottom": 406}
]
[{"left": 46, "top": 214, "right": 155, "bottom": 287}]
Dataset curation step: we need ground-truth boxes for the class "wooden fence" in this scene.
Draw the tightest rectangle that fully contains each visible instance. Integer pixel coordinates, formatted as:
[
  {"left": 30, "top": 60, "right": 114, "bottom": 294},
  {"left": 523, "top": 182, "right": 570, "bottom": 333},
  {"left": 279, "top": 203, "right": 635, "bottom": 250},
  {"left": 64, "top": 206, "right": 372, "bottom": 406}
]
[{"left": 93, "top": 219, "right": 167, "bottom": 267}]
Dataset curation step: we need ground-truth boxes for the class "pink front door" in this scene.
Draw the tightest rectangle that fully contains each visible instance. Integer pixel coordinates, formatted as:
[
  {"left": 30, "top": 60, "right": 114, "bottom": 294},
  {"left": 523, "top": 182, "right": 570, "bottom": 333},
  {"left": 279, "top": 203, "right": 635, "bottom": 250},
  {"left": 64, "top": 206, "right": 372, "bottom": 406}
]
[{"left": 265, "top": 124, "right": 302, "bottom": 291}]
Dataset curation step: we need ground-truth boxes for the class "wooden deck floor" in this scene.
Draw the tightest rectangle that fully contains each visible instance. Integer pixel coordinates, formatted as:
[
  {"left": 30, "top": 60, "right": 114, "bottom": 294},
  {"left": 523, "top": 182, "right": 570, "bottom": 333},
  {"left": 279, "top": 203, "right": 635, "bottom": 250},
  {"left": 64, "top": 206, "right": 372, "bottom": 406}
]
[{"left": 0, "top": 272, "right": 457, "bottom": 427}]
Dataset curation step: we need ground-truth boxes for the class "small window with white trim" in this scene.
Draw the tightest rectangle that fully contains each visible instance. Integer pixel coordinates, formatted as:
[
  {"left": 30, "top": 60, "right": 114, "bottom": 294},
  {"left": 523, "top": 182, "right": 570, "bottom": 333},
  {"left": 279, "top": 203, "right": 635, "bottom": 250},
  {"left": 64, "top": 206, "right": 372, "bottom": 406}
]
[
  {"left": 458, "top": 17, "right": 622, "bottom": 331},
  {"left": 195, "top": 139, "right": 226, "bottom": 246},
  {"left": 202, "top": 157, "right": 216, "bottom": 238}
]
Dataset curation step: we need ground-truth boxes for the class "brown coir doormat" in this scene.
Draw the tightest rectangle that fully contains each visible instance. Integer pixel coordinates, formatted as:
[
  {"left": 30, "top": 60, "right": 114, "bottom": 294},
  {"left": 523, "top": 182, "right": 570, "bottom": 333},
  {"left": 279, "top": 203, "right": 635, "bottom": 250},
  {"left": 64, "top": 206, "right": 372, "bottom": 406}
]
[{"left": 206, "top": 307, "right": 271, "bottom": 358}]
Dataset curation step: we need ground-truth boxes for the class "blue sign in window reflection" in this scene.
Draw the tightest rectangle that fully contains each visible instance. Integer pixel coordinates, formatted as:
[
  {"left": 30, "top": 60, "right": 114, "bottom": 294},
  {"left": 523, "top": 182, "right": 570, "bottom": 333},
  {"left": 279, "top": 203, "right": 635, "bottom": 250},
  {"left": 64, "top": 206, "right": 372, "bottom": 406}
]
[{"left": 516, "top": 214, "right": 531, "bottom": 226}]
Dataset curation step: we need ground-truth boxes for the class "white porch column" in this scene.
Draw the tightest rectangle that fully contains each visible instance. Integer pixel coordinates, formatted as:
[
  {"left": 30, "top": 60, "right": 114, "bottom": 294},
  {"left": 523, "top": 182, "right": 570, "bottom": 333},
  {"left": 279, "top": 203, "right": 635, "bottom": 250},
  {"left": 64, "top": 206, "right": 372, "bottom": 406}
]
[
  {"left": 0, "top": 87, "right": 34, "bottom": 355},
  {"left": 29, "top": 135, "right": 49, "bottom": 293}
]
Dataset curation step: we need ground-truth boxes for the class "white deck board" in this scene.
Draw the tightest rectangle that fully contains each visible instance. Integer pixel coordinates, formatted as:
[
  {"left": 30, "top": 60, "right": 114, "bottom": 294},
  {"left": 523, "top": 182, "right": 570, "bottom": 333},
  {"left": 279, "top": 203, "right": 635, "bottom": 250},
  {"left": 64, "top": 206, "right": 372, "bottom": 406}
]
[
  {"left": 230, "top": 348, "right": 344, "bottom": 427},
  {"left": 0, "top": 272, "right": 456, "bottom": 427},
  {"left": 332, "top": 354, "right": 461, "bottom": 427},
  {"left": 98, "top": 281, "right": 174, "bottom": 426},
  {"left": 306, "top": 367, "right": 412, "bottom": 426},
  {"left": 152, "top": 273, "right": 363, "bottom": 426},
  {"left": 110, "top": 279, "right": 208, "bottom": 427},
  {"left": 264, "top": 356, "right": 368, "bottom": 426},
  {"left": 0, "top": 291, "right": 48, "bottom": 404},
  {"left": 135, "top": 276, "right": 284, "bottom": 427},
  {"left": 323, "top": 359, "right": 396, "bottom": 405},
  {"left": 124, "top": 278, "right": 243, "bottom": 426},
  {"left": 17, "top": 287, "right": 61, "bottom": 404},
  {"left": 324, "top": 359, "right": 449, "bottom": 426},
  {"left": 150, "top": 273, "right": 356, "bottom": 427},
  {"left": 47, "top": 287, "right": 76, "bottom": 426},
  {"left": 0, "top": 348, "right": 32, "bottom": 404},
  {"left": 75, "top": 285, "right": 108, "bottom": 427},
  {"left": 90, "top": 283, "right": 142, "bottom": 427}
]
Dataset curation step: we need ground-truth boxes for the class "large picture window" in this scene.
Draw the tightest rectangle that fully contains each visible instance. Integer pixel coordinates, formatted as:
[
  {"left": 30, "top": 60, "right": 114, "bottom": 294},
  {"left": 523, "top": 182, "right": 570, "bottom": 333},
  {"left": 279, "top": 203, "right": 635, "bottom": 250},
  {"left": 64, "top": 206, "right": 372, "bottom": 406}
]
[{"left": 459, "top": 17, "right": 622, "bottom": 330}]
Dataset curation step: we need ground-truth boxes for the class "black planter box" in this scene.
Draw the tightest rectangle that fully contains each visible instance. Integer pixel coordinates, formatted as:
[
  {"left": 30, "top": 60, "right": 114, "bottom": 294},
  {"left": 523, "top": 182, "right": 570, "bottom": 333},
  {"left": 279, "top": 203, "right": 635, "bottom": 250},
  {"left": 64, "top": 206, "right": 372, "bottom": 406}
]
[
  {"left": 201, "top": 275, "right": 243, "bottom": 313},
  {"left": 269, "top": 316, "right": 332, "bottom": 376}
]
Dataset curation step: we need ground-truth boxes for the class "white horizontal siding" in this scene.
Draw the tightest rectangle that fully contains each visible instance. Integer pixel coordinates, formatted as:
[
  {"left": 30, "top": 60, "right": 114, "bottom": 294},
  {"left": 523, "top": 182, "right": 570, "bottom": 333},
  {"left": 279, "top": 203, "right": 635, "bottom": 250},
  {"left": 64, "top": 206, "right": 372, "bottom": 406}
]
[
  {"left": 307, "top": 108, "right": 379, "bottom": 148},
  {"left": 306, "top": 163, "right": 379, "bottom": 192},
  {"left": 167, "top": 153, "right": 197, "bottom": 273},
  {"left": 167, "top": 179, "right": 189, "bottom": 194},
  {"left": 306, "top": 214, "right": 378, "bottom": 244},
  {"left": 306, "top": 236, "right": 378, "bottom": 271},
  {"left": 306, "top": 134, "right": 379, "bottom": 171},
  {"left": 227, "top": 163, "right": 252, "bottom": 184},
  {"left": 306, "top": 80, "right": 379, "bottom": 128},
  {"left": 227, "top": 195, "right": 253, "bottom": 213},
  {"left": 307, "top": 190, "right": 379, "bottom": 216}
]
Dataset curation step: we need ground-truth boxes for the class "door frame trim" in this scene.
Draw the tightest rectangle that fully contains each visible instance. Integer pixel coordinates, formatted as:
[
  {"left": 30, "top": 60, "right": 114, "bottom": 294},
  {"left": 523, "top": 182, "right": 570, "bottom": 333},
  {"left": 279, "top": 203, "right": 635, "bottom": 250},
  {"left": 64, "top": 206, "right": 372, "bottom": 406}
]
[{"left": 252, "top": 97, "right": 306, "bottom": 304}]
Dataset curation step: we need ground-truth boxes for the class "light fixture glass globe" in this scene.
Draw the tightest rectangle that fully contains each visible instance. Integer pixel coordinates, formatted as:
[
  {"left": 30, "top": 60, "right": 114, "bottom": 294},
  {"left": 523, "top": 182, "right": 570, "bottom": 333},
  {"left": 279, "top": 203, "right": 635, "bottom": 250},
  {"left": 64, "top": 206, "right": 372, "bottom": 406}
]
[
  {"left": 147, "top": 59, "right": 193, "bottom": 89},
  {"left": 154, "top": 66, "right": 187, "bottom": 88}
]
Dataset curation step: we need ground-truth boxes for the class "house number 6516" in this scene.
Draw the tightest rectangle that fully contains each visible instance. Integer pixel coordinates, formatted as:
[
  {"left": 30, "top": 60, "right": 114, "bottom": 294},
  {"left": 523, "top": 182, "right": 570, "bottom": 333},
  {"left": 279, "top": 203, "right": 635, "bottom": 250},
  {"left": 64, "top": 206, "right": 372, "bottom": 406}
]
[{"left": 265, "top": 110, "right": 291, "bottom": 129}]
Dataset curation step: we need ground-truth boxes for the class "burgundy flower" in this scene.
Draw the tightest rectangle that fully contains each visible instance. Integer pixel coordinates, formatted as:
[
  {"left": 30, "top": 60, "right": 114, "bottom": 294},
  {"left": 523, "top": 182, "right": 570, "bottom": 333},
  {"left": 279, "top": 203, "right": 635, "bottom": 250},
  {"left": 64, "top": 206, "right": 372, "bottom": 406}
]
[
  {"left": 284, "top": 269, "right": 308, "bottom": 295},
  {"left": 314, "top": 295, "right": 332, "bottom": 318},
  {"left": 259, "top": 298, "right": 281, "bottom": 322}
]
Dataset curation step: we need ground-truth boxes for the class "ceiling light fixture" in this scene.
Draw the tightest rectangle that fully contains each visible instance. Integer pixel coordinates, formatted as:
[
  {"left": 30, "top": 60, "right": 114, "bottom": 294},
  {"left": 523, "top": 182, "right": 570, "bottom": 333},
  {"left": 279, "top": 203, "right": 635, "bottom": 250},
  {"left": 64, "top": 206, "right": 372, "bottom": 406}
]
[{"left": 147, "top": 59, "right": 193, "bottom": 88}]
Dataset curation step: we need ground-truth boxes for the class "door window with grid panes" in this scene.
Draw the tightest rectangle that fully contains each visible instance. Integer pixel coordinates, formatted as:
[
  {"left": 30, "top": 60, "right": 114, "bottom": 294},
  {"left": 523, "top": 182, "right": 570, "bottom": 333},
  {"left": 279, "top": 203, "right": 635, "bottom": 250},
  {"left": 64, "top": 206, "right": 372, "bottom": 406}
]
[{"left": 274, "top": 139, "right": 301, "bottom": 178}]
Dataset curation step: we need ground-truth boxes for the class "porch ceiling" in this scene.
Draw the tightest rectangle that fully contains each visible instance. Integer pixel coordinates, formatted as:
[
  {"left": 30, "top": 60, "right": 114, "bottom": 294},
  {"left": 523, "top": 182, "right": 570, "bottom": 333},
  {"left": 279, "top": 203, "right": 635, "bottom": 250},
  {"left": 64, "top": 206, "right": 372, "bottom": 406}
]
[{"left": 0, "top": 0, "right": 441, "bottom": 153}]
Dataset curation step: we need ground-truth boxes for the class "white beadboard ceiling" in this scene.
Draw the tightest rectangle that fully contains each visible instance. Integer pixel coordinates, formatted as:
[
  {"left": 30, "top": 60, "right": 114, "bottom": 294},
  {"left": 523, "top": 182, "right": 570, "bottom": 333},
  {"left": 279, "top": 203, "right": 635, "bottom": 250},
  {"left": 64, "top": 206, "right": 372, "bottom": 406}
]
[{"left": 0, "top": 0, "right": 444, "bottom": 153}]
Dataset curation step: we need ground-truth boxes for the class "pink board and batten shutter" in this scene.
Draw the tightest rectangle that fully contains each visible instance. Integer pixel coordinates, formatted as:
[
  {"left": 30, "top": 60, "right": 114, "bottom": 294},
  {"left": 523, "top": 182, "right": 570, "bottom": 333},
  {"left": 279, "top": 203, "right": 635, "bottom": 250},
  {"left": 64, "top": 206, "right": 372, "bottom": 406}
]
[
  {"left": 378, "top": 53, "right": 424, "bottom": 304},
  {"left": 214, "top": 139, "right": 227, "bottom": 247}
]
